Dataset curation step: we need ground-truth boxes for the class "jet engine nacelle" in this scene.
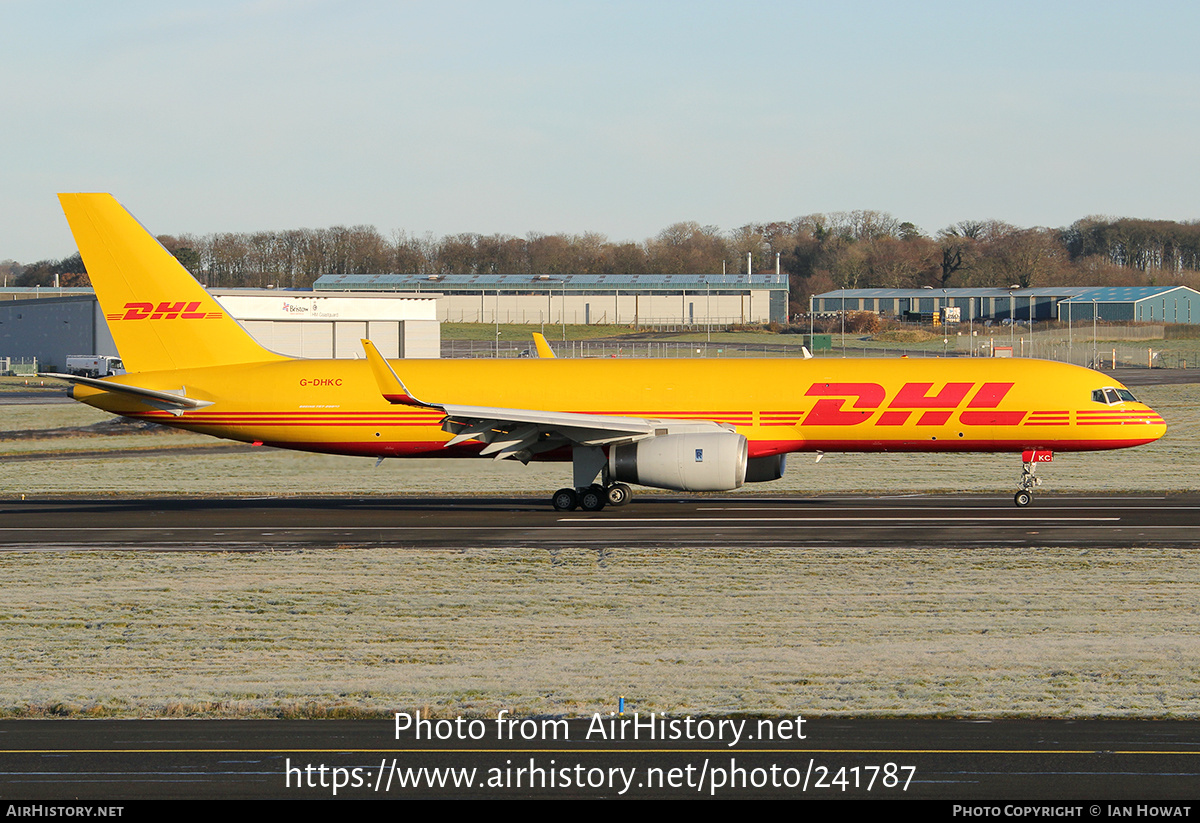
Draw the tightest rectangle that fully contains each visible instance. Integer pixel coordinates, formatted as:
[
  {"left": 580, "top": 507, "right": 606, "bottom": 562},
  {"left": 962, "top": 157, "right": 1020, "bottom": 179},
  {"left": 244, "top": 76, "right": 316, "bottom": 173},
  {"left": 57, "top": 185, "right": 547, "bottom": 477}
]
[
  {"left": 609, "top": 431, "right": 748, "bottom": 491},
  {"left": 745, "top": 453, "right": 786, "bottom": 483}
]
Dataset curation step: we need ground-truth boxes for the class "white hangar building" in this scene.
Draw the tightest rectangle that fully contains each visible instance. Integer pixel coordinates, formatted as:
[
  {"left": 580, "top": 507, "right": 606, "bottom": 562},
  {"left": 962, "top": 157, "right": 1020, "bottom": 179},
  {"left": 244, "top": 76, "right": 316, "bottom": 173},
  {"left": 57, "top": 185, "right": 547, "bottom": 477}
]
[
  {"left": 312, "top": 273, "right": 791, "bottom": 327},
  {"left": 211, "top": 290, "right": 440, "bottom": 359}
]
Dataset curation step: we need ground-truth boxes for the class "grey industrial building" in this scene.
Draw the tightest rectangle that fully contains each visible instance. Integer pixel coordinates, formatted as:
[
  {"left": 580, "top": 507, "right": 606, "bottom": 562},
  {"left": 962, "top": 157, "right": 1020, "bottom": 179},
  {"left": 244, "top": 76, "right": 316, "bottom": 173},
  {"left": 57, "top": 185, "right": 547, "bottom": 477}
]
[
  {"left": 313, "top": 273, "right": 790, "bottom": 326},
  {"left": 811, "top": 285, "right": 1200, "bottom": 324},
  {"left": 1058, "top": 287, "right": 1200, "bottom": 324},
  {"left": 0, "top": 288, "right": 440, "bottom": 371},
  {"left": 0, "top": 292, "right": 116, "bottom": 372}
]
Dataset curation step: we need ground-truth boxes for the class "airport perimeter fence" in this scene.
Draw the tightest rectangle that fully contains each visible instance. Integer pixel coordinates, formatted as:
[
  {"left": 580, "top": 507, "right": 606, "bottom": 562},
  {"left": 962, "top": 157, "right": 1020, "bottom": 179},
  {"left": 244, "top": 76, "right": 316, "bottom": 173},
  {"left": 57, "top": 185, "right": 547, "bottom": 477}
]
[
  {"left": 442, "top": 339, "right": 1013, "bottom": 360},
  {"left": 440, "top": 328, "right": 1188, "bottom": 369},
  {"left": 442, "top": 339, "right": 829, "bottom": 359},
  {"left": 865, "top": 342, "right": 1181, "bottom": 369},
  {"left": 943, "top": 325, "right": 1181, "bottom": 369}
]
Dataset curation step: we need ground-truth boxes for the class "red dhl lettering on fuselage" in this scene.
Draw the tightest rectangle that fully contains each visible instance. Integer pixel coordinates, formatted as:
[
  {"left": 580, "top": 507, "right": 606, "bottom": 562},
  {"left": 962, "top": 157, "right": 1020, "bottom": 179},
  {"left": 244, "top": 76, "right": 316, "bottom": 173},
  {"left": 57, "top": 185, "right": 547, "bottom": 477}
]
[
  {"left": 761, "top": 381, "right": 1027, "bottom": 427},
  {"left": 106, "top": 301, "right": 223, "bottom": 320}
]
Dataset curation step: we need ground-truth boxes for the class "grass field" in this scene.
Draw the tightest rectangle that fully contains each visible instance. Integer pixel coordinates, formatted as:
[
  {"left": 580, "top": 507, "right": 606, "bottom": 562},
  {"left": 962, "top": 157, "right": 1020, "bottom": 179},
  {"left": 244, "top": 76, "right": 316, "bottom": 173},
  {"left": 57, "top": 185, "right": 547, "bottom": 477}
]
[
  {"left": 0, "top": 378, "right": 1196, "bottom": 719},
  {"left": 2, "top": 545, "right": 1197, "bottom": 719}
]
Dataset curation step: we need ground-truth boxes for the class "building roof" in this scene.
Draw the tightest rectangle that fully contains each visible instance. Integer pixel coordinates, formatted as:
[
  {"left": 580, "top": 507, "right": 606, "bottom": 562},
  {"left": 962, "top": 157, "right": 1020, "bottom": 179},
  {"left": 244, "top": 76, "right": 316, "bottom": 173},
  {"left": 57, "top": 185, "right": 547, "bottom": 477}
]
[
  {"left": 314, "top": 273, "right": 789, "bottom": 291},
  {"left": 1059, "top": 286, "right": 1200, "bottom": 303},
  {"left": 816, "top": 285, "right": 1200, "bottom": 303},
  {"left": 209, "top": 288, "right": 435, "bottom": 301},
  {"left": 814, "top": 287, "right": 1095, "bottom": 299}
]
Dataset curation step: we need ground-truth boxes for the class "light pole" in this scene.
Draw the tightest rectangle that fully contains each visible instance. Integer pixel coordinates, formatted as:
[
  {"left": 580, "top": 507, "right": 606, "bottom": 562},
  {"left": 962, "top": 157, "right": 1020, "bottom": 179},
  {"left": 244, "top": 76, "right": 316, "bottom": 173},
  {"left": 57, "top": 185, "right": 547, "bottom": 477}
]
[
  {"left": 968, "top": 293, "right": 974, "bottom": 356},
  {"left": 1028, "top": 294, "right": 1035, "bottom": 358},
  {"left": 1008, "top": 290, "right": 1015, "bottom": 354},
  {"left": 809, "top": 293, "right": 815, "bottom": 351},
  {"left": 540, "top": 276, "right": 566, "bottom": 348},
  {"left": 1067, "top": 298, "right": 1072, "bottom": 360},
  {"left": 1007, "top": 285, "right": 1021, "bottom": 355},
  {"left": 1092, "top": 299, "right": 1099, "bottom": 367},
  {"left": 840, "top": 290, "right": 846, "bottom": 357},
  {"left": 941, "top": 288, "right": 949, "bottom": 353}
]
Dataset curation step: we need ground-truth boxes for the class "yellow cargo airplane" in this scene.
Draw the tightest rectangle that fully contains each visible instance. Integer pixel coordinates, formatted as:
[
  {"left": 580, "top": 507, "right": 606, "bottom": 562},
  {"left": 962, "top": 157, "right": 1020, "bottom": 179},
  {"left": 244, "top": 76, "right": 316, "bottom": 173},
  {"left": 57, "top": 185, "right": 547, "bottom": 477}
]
[{"left": 47, "top": 194, "right": 1167, "bottom": 510}]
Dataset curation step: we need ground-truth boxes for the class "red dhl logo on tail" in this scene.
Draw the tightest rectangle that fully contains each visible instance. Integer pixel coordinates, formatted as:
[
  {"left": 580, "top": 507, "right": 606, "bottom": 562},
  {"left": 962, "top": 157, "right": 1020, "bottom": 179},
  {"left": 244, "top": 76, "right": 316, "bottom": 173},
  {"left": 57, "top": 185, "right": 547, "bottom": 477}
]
[{"left": 106, "top": 301, "right": 223, "bottom": 321}]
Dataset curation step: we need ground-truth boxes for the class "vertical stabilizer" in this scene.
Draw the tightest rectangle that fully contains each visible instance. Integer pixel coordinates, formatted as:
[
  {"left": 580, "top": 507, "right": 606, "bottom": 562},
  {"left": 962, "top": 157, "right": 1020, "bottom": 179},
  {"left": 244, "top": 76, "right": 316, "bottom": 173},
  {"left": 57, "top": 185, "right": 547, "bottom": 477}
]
[
  {"left": 532, "top": 332, "right": 556, "bottom": 359},
  {"left": 58, "top": 193, "right": 286, "bottom": 373}
]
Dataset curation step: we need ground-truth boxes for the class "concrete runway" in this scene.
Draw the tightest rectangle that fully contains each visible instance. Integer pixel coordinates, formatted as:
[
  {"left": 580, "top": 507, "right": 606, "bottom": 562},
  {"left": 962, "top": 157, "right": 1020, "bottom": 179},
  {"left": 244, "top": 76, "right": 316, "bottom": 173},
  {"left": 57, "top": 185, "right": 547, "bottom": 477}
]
[{"left": 1, "top": 492, "right": 1198, "bottom": 551}]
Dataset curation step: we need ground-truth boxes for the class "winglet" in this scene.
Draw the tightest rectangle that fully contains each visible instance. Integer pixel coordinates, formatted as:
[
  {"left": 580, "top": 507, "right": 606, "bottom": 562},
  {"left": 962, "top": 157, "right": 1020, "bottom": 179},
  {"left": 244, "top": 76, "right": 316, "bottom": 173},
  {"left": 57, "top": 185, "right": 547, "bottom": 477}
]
[
  {"left": 361, "top": 339, "right": 436, "bottom": 407},
  {"left": 532, "top": 332, "right": 556, "bottom": 359}
]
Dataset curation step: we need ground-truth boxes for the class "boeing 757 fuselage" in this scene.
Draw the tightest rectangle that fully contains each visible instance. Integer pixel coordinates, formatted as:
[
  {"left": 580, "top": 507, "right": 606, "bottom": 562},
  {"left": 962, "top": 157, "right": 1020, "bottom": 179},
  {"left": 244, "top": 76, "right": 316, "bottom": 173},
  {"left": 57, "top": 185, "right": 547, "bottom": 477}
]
[{"left": 49, "top": 194, "right": 1167, "bottom": 510}]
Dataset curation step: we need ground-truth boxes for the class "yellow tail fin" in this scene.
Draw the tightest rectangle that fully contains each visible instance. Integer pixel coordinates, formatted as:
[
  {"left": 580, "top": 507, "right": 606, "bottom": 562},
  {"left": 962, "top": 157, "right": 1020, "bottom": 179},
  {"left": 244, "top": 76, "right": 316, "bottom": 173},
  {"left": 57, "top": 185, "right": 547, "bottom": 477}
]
[
  {"left": 532, "top": 332, "right": 556, "bottom": 359},
  {"left": 59, "top": 193, "right": 286, "bottom": 373}
]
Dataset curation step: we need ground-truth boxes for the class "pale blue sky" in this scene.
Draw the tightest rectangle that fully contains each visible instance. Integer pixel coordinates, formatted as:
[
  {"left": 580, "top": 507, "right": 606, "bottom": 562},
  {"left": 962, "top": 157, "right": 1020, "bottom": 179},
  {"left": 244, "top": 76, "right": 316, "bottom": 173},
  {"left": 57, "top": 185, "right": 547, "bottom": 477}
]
[{"left": 2, "top": 0, "right": 1197, "bottom": 261}]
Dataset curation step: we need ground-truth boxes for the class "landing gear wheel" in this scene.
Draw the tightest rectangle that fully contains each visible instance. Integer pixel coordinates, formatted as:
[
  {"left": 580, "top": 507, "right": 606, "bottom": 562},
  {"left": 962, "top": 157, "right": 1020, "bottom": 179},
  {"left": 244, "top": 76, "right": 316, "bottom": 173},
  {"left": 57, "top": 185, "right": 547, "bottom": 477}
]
[
  {"left": 605, "top": 483, "right": 632, "bottom": 507},
  {"left": 552, "top": 488, "right": 578, "bottom": 511},
  {"left": 579, "top": 485, "right": 607, "bottom": 511},
  {"left": 1014, "top": 453, "right": 1045, "bottom": 508}
]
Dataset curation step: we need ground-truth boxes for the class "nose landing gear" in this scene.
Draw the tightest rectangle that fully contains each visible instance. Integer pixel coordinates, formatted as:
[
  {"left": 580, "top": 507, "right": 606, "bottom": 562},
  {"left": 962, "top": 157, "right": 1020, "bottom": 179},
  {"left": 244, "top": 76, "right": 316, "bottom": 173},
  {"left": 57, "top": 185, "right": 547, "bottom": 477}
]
[{"left": 1014, "top": 449, "right": 1052, "bottom": 507}]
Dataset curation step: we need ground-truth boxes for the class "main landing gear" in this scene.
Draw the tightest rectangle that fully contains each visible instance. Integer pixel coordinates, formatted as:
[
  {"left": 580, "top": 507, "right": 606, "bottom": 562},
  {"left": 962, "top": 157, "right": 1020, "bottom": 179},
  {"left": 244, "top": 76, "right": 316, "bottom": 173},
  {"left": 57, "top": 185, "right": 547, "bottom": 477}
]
[
  {"left": 551, "top": 445, "right": 633, "bottom": 511},
  {"left": 1013, "top": 449, "right": 1052, "bottom": 507},
  {"left": 552, "top": 482, "right": 634, "bottom": 512}
]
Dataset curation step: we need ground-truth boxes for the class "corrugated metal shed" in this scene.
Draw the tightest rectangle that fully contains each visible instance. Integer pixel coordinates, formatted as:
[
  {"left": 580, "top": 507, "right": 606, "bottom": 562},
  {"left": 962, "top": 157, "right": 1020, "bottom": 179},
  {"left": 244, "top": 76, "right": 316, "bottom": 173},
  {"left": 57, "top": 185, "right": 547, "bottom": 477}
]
[
  {"left": 812, "top": 287, "right": 1094, "bottom": 299},
  {"left": 814, "top": 285, "right": 1200, "bottom": 324},
  {"left": 1060, "top": 286, "right": 1200, "bottom": 323},
  {"left": 812, "top": 287, "right": 1095, "bottom": 321}
]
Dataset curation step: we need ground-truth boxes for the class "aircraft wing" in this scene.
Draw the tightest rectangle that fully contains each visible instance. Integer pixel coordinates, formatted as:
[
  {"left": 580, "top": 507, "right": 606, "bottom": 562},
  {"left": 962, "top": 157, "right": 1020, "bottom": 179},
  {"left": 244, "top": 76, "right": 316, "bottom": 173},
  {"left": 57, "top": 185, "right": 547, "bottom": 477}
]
[
  {"left": 360, "top": 340, "right": 723, "bottom": 461},
  {"left": 40, "top": 373, "right": 214, "bottom": 416}
]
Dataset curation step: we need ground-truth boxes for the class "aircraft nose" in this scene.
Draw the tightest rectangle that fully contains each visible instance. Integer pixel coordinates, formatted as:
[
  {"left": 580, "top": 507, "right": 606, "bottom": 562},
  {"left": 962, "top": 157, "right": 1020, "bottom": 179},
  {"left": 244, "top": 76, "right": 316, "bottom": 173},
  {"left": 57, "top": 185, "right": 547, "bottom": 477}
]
[
  {"left": 1078, "top": 400, "right": 1167, "bottom": 447},
  {"left": 1151, "top": 413, "right": 1167, "bottom": 440},
  {"left": 1138, "top": 403, "right": 1168, "bottom": 443}
]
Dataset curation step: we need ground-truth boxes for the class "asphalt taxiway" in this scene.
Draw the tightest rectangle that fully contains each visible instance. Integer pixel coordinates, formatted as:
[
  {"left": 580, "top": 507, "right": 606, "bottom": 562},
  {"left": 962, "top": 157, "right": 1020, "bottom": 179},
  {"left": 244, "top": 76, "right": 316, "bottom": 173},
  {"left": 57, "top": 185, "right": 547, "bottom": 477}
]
[{"left": 0, "top": 492, "right": 1197, "bottom": 551}]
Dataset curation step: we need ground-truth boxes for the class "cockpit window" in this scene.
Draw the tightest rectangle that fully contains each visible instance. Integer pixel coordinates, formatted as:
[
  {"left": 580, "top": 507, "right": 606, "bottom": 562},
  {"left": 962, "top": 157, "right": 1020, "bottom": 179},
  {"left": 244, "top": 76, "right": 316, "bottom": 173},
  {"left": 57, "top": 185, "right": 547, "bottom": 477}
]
[{"left": 1092, "top": 387, "right": 1138, "bottom": 405}]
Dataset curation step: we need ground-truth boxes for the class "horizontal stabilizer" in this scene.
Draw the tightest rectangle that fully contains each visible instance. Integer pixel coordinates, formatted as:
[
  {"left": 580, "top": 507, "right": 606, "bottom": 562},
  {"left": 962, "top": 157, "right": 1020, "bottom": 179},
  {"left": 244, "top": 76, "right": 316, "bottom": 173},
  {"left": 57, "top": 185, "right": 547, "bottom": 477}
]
[{"left": 41, "top": 373, "right": 213, "bottom": 416}]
